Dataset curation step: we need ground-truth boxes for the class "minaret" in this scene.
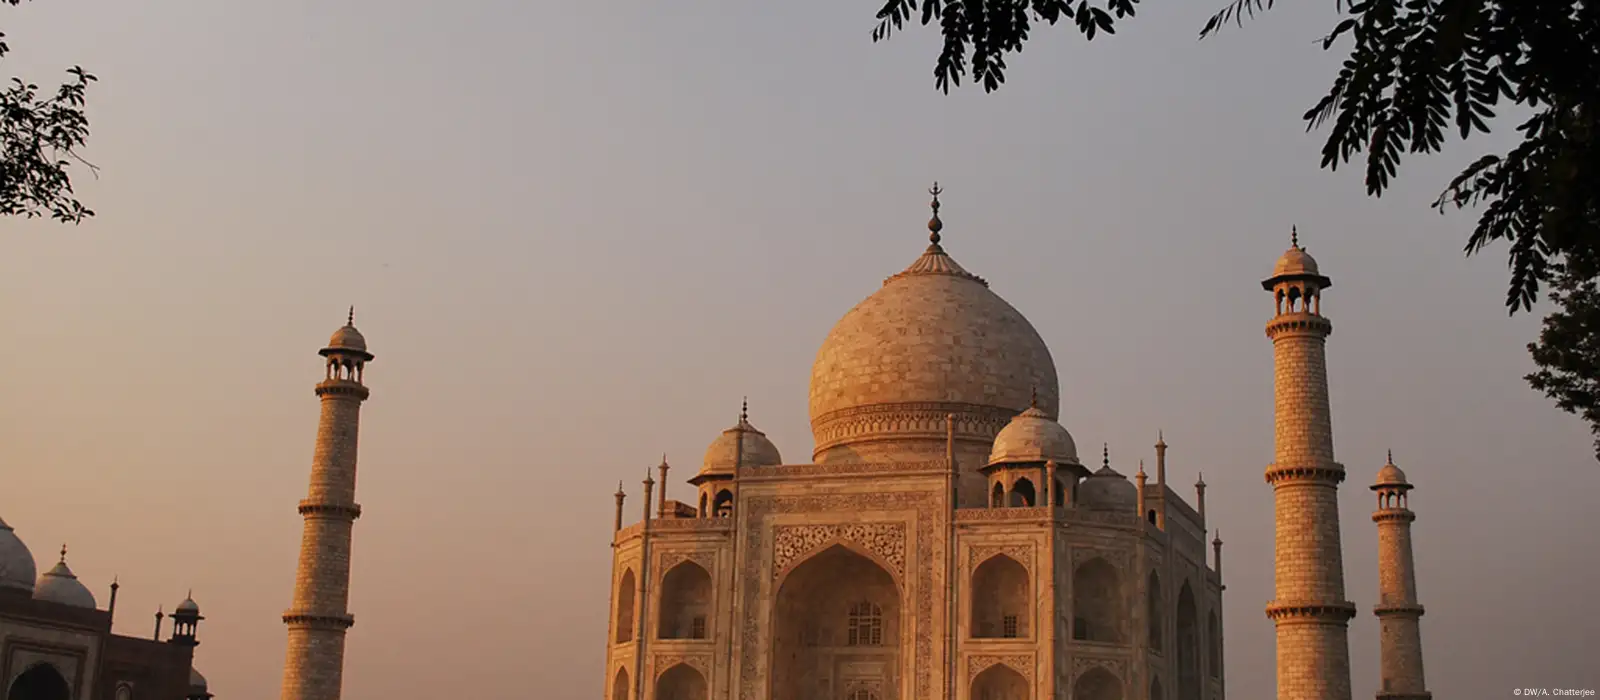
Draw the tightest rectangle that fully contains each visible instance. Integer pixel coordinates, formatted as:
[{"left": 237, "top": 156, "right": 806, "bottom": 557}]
[
  {"left": 1371, "top": 452, "right": 1431, "bottom": 700},
  {"left": 1262, "top": 228, "right": 1356, "bottom": 700},
  {"left": 281, "top": 309, "right": 373, "bottom": 700}
]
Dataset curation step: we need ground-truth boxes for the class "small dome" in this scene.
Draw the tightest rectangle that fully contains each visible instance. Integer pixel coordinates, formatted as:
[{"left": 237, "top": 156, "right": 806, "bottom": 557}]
[
  {"left": 189, "top": 667, "right": 208, "bottom": 692},
  {"left": 327, "top": 324, "right": 367, "bottom": 353},
  {"left": 701, "top": 417, "right": 783, "bottom": 475},
  {"left": 176, "top": 595, "right": 200, "bottom": 615},
  {"left": 988, "top": 405, "right": 1080, "bottom": 466},
  {"left": 33, "top": 556, "right": 96, "bottom": 609},
  {"left": 1273, "top": 245, "right": 1320, "bottom": 277},
  {"left": 0, "top": 516, "right": 37, "bottom": 595},
  {"left": 1373, "top": 454, "right": 1409, "bottom": 488},
  {"left": 1079, "top": 465, "right": 1137, "bottom": 512}
]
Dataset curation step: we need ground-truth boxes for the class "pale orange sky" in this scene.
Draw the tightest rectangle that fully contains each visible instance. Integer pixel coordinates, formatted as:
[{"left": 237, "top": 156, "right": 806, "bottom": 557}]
[{"left": 2, "top": 0, "right": 1596, "bottom": 698}]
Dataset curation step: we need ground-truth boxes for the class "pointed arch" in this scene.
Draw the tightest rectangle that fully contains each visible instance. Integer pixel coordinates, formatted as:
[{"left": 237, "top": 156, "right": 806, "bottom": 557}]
[
  {"left": 1176, "top": 581, "right": 1200, "bottom": 700},
  {"left": 712, "top": 489, "right": 734, "bottom": 517},
  {"left": 971, "top": 553, "right": 1030, "bottom": 638},
  {"left": 991, "top": 481, "right": 1005, "bottom": 507},
  {"left": 971, "top": 662, "right": 1029, "bottom": 700},
  {"left": 655, "top": 663, "right": 707, "bottom": 700},
  {"left": 1146, "top": 570, "right": 1164, "bottom": 653},
  {"left": 6, "top": 663, "right": 71, "bottom": 700},
  {"left": 771, "top": 544, "right": 900, "bottom": 699},
  {"left": 1072, "top": 556, "right": 1124, "bottom": 643},
  {"left": 658, "top": 560, "right": 713, "bottom": 639},
  {"left": 611, "top": 667, "right": 630, "bottom": 700},
  {"left": 1074, "top": 666, "right": 1123, "bottom": 700},
  {"left": 614, "top": 568, "right": 637, "bottom": 644}
]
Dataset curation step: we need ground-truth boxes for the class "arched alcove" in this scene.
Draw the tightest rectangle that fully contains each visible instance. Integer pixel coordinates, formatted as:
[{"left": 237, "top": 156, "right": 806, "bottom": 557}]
[
  {"left": 655, "top": 663, "right": 707, "bottom": 700},
  {"left": 1150, "top": 675, "right": 1164, "bottom": 700},
  {"left": 659, "top": 561, "right": 713, "bottom": 639},
  {"left": 7, "top": 663, "right": 71, "bottom": 700},
  {"left": 1071, "top": 556, "right": 1124, "bottom": 643},
  {"left": 971, "top": 663, "right": 1029, "bottom": 700},
  {"left": 971, "top": 554, "right": 1029, "bottom": 638},
  {"left": 615, "top": 568, "right": 637, "bottom": 644},
  {"left": 712, "top": 490, "right": 734, "bottom": 517},
  {"left": 991, "top": 482, "right": 1005, "bottom": 508},
  {"left": 1147, "top": 571, "right": 1163, "bottom": 653},
  {"left": 612, "top": 668, "right": 630, "bottom": 700},
  {"left": 772, "top": 545, "right": 900, "bottom": 699},
  {"left": 1176, "top": 582, "right": 1199, "bottom": 700},
  {"left": 1008, "top": 478, "right": 1036, "bottom": 507},
  {"left": 1073, "top": 667, "right": 1123, "bottom": 700}
]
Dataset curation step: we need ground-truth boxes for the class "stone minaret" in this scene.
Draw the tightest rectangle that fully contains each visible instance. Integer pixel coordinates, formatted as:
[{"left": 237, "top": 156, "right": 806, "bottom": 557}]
[
  {"left": 282, "top": 310, "right": 374, "bottom": 700},
  {"left": 1371, "top": 453, "right": 1431, "bottom": 700},
  {"left": 1262, "top": 230, "right": 1356, "bottom": 700}
]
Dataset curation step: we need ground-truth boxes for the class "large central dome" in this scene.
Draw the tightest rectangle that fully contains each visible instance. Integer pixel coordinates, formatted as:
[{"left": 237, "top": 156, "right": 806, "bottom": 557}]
[{"left": 808, "top": 192, "right": 1059, "bottom": 462}]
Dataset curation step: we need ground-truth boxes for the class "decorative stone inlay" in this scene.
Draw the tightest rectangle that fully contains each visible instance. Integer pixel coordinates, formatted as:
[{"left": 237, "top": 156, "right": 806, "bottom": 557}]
[
  {"left": 812, "top": 403, "right": 1018, "bottom": 453},
  {"left": 772, "top": 523, "right": 907, "bottom": 581},
  {"left": 954, "top": 506, "right": 1052, "bottom": 522},
  {"left": 1072, "top": 655, "right": 1127, "bottom": 682},
  {"left": 738, "top": 491, "right": 943, "bottom": 700},
  {"left": 752, "top": 461, "right": 950, "bottom": 479},
  {"left": 969, "top": 543, "right": 1033, "bottom": 571},
  {"left": 658, "top": 550, "right": 716, "bottom": 575},
  {"left": 967, "top": 654, "right": 1034, "bottom": 682},
  {"left": 652, "top": 653, "right": 713, "bottom": 679}
]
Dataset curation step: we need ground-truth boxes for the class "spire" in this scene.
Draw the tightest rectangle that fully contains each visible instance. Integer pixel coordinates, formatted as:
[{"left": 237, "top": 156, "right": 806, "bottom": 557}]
[
  {"left": 1102, "top": 443, "right": 1110, "bottom": 470},
  {"left": 347, "top": 306, "right": 355, "bottom": 326},
  {"left": 740, "top": 396, "right": 749, "bottom": 425},
  {"left": 1136, "top": 459, "right": 1147, "bottom": 479},
  {"left": 59, "top": 543, "right": 67, "bottom": 564},
  {"left": 1029, "top": 386, "right": 1038, "bottom": 409},
  {"left": 1291, "top": 225, "right": 1300, "bottom": 249},
  {"left": 1387, "top": 448, "right": 1394, "bottom": 465},
  {"left": 928, "top": 182, "right": 944, "bottom": 245},
  {"left": 1156, "top": 430, "right": 1166, "bottom": 448},
  {"left": 1196, "top": 471, "right": 1207, "bottom": 487}
]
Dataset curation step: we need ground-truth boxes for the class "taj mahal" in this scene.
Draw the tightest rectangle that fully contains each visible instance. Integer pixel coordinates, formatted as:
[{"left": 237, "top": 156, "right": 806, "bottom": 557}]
[{"left": 588, "top": 187, "right": 1433, "bottom": 700}]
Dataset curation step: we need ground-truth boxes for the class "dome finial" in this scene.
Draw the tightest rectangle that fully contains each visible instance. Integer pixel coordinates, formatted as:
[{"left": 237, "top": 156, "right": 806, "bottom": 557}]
[
  {"left": 1387, "top": 448, "right": 1394, "bottom": 465},
  {"left": 1291, "top": 225, "right": 1300, "bottom": 249},
  {"left": 1102, "top": 443, "right": 1110, "bottom": 469},
  {"left": 59, "top": 543, "right": 67, "bottom": 564},
  {"left": 347, "top": 306, "right": 355, "bottom": 326},
  {"left": 927, "top": 182, "right": 944, "bottom": 245},
  {"left": 1029, "top": 386, "right": 1038, "bottom": 409},
  {"left": 740, "top": 396, "right": 748, "bottom": 424}
]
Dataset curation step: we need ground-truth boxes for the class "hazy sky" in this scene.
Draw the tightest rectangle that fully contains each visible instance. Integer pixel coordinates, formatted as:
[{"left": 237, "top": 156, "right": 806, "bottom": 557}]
[{"left": 3, "top": 0, "right": 1596, "bottom": 698}]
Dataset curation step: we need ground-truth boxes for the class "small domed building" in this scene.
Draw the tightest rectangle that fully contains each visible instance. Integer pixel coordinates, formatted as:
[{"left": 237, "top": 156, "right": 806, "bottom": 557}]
[
  {"left": 602, "top": 189, "right": 1225, "bottom": 700},
  {"left": 0, "top": 518, "right": 217, "bottom": 700}
]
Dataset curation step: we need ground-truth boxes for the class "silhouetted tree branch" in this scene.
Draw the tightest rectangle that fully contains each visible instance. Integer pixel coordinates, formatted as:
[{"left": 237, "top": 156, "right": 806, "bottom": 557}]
[{"left": 1, "top": 0, "right": 96, "bottom": 223}]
